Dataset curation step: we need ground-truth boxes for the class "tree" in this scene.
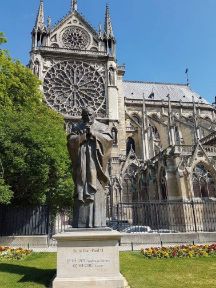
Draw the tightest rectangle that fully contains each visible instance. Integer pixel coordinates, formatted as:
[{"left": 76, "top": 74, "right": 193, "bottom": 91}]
[
  {"left": 0, "top": 106, "right": 73, "bottom": 208},
  {"left": 0, "top": 33, "right": 73, "bottom": 208},
  {"left": 0, "top": 178, "right": 13, "bottom": 204},
  {"left": 0, "top": 51, "right": 42, "bottom": 108},
  {"left": 0, "top": 32, "right": 7, "bottom": 45}
]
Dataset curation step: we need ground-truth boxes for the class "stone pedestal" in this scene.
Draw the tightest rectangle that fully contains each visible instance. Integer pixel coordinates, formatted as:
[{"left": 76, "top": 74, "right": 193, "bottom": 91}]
[{"left": 52, "top": 229, "right": 126, "bottom": 288}]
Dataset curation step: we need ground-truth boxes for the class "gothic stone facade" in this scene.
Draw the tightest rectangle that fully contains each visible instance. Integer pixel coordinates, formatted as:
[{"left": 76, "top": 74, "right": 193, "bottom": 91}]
[{"left": 30, "top": 1, "right": 216, "bottom": 229}]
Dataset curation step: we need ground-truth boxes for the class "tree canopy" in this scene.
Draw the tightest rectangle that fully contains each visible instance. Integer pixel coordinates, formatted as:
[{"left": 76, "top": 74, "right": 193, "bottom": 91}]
[
  {"left": 0, "top": 33, "right": 73, "bottom": 208},
  {"left": 0, "top": 51, "right": 42, "bottom": 108},
  {"left": 0, "top": 32, "right": 7, "bottom": 45}
]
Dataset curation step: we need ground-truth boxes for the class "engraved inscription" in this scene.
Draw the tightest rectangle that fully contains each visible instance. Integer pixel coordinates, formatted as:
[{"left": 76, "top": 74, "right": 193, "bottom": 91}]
[{"left": 65, "top": 248, "right": 111, "bottom": 270}]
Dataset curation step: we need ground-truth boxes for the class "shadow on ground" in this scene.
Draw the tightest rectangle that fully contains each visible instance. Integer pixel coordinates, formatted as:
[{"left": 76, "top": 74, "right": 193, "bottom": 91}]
[{"left": 0, "top": 263, "right": 56, "bottom": 287}]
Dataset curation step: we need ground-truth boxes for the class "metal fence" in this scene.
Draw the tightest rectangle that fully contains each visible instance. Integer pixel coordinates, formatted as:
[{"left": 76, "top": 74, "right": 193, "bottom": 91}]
[
  {"left": 1, "top": 201, "right": 216, "bottom": 237},
  {"left": 114, "top": 201, "right": 216, "bottom": 232},
  {"left": 0, "top": 205, "right": 49, "bottom": 236}
]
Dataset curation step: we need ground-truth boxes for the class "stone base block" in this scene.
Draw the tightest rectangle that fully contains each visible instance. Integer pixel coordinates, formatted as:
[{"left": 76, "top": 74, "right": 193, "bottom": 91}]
[
  {"left": 53, "top": 275, "right": 125, "bottom": 288},
  {"left": 52, "top": 229, "right": 126, "bottom": 288}
]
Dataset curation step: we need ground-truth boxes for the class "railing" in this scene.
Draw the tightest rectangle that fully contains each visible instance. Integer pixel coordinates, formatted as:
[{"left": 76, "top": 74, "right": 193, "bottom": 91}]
[
  {"left": 117, "top": 65, "right": 126, "bottom": 71},
  {"left": 111, "top": 157, "right": 120, "bottom": 164},
  {"left": 126, "top": 126, "right": 138, "bottom": 132},
  {"left": 200, "top": 131, "right": 216, "bottom": 145},
  {"left": 1, "top": 201, "right": 216, "bottom": 236},
  {"left": 203, "top": 146, "right": 216, "bottom": 155},
  {"left": 112, "top": 201, "right": 216, "bottom": 233},
  {"left": 154, "top": 145, "right": 216, "bottom": 157},
  {"left": 37, "top": 46, "right": 107, "bottom": 56},
  {"left": 174, "top": 145, "right": 194, "bottom": 155},
  {"left": 0, "top": 206, "right": 49, "bottom": 236}
]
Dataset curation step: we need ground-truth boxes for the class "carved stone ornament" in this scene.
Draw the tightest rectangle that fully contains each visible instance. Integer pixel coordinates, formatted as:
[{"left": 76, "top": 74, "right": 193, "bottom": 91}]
[
  {"left": 61, "top": 26, "right": 90, "bottom": 49},
  {"left": 43, "top": 60, "right": 106, "bottom": 116}
]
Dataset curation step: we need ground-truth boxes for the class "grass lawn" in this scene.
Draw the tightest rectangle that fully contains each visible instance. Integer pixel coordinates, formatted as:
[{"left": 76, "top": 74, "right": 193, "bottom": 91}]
[
  {"left": 0, "top": 253, "right": 56, "bottom": 288},
  {"left": 120, "top": 252, "right": 216, "bottom": 288},
  {"left": 0, "top": 252, "right": 216, "bottom": 287}
]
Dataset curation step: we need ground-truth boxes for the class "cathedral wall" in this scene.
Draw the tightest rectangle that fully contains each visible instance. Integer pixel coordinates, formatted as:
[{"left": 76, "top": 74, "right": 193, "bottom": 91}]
[{"left": 115, "top": 74, "right": 127, "bottom": 157}]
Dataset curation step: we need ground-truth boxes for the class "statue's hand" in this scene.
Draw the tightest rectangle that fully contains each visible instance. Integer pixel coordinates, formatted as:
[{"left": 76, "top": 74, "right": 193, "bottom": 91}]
[{"left": 85, "top": 125, "right": 91, "bottom": 136}]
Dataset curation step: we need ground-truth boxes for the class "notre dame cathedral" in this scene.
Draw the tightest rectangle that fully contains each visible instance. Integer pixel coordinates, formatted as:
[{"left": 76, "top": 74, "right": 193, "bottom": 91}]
[{"left": 29, "top": 0, "right": 216, "bottom": 231}]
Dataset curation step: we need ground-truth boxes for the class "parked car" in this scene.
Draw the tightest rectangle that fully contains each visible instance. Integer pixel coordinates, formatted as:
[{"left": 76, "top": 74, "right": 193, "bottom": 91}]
[
  {"left": 122, "top": 225, "right": 152, "bottom": 233},
  {"left": 106, "top": 220, "right": 130, "bottom": 231},
  {"left": 149, "top": 229, "right": 178, "bottom": 233}
]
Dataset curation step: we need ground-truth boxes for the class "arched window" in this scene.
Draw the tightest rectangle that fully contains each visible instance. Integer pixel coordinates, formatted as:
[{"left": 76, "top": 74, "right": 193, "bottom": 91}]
[
  {"left": 139, "top": 171, "right": 149, "bottom": 201},
  {"left": 174, "top": 126, "right": 184, "bottom": 145},
  {"left": 149, "top": 125, "right": 160, "bottom": 141},
  {"left": 192, "top": 164, "right": 216, "bottom": 198},
  {"left": 159, "top": 168, "right": 167, "bottom": 201},
  {"left": 51, "top": 43, "right": 59, "bottom": 48},
  {"left": 126, "top": 137, "right": 135, "bottom": 155},
  {"left": 132, "top": 114, "right": 141, "bottom": 124},
  {"left": 111, "top": 127, "right": 118, "bottom": 145}
]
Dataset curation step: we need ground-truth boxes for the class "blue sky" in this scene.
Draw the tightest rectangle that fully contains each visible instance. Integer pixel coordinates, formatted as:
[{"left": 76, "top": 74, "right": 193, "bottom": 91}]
[{"left": 1, "top": 0, "right": 216, "bottom": 103}]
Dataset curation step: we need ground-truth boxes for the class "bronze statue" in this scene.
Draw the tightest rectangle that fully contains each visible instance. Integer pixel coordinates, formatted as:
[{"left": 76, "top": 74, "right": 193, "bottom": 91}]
[{"left": 67, "top": 107, "right": 113, "bottom": 228}]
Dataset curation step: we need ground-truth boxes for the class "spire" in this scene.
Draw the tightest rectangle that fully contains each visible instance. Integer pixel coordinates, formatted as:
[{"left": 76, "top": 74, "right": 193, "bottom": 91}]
[
  {"left": 104, "top": 4, "right": 114, "bottom": 39},
  {"left": 35, "top": 0, "right": 45, "bottom": 30},
  {"left": 71, "top": 0, "right": 78, "bottom": 12},
  {"left": 98, "top": 24, "right": 103, "bottom": 39}
]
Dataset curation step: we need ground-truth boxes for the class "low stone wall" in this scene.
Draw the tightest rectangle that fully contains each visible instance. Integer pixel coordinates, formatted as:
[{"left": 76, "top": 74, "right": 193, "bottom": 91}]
[
  {"left": 0, "top": 235, "right": 48, "bottom": 248},
  {"left": 0, "top": 232, "right": 215, "bottom": 249},
  {"left": 120, "top": 232, "right": 216, "bottom": 246}
]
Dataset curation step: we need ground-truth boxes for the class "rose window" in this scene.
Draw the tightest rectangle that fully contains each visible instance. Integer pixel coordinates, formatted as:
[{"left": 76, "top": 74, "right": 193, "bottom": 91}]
[
  {"left": 43, "top": 60, "right": 106, "bottom": 116},
  {"left": 61, "top": 26, "right": 90, "bottom": 49}
]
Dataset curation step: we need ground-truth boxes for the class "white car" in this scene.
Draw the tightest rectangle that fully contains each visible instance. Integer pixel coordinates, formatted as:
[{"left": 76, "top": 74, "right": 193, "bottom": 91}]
[{"left": 122, "top": 225, "right": 151, "bottom": 233}]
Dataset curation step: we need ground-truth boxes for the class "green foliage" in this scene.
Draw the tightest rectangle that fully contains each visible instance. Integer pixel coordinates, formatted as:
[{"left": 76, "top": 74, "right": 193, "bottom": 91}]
[
  {"left": 0, "top": 106, "right": 73, "bottom": 207},
  {"left": 0, "top": 36, "right": 73, "bottom": 208},
  {"left": 0, "top": 177, "right": 13, "bottom": 204},
  {"left": 0, "top": 32, "right": 7, "bottom": 45},
  {"left": 0, "top": 50, "right": 42, "bottom": 108}
]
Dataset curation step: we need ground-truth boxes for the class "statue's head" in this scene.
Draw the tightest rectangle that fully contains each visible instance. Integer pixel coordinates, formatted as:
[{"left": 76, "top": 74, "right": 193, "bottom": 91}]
[{"left": 82, "top": 107, "right": 96, "bottom": 124}]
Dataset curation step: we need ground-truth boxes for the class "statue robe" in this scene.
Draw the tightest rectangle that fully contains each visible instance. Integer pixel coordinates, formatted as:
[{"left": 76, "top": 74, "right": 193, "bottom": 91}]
[{"left": 67, "top": 120, "right": 113, "bottom": 228}]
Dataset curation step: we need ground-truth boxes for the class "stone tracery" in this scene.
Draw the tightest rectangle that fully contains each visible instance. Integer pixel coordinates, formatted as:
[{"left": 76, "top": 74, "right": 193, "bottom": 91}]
[
  {"left": 61, "top": 26, "right": 90, "bottom": 49},
  {"left": 43, "top": 60, "right": 106, "bottom": 116}
]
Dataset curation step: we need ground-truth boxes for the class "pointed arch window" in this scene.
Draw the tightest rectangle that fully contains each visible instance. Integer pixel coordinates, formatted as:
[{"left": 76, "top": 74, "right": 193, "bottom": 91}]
[
  {"left": 111, "top": 127, "right": 118, "bottom": 145},
  {"left": 149, "top": 125, "right": 160, "bottom": 141},
  {"left": 139, "top": 171, "right": 149, "bottom": 201},
  {"left": 159, "top": 168, "right": 167, "bottom": 201},
  {"left": 174, "top": 126, "right": 184, "bottom": 145},
  {"left": 132, "top": 114, "right": 141, "bottom": 124},
  {"left": 192, "top": 164, "right": 216, "bottom": 198},
  {"left": 126, "top": 137, "right": 135, "bottom": 155}
]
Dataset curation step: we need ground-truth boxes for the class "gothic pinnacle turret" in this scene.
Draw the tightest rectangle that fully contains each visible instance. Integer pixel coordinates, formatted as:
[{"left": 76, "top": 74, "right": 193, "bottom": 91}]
[
  {"left": 32, "top": 0, "right": 48, "bottom": 49},
  {"left": 71, "top": 0, "right": 78, "bottom": 12},
  {"left": 104, "top": 4, "right": 115, "bottom": 39},
  {"left": 35, "top": 0, "right": 45, "bottom": 31}
]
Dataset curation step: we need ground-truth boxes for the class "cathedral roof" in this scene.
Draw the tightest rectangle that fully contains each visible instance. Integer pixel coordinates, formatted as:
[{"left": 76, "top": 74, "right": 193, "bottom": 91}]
[{"left": 123, "top": 81, "right": 208, "bottom": 104}]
